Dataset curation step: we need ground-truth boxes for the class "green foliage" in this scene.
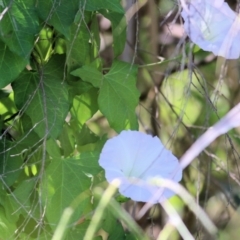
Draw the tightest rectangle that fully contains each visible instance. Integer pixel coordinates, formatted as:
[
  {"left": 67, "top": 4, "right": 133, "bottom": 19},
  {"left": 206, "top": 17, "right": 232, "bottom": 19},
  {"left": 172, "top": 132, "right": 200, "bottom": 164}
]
[
  {"left": 1, "top": 0, "right": 231, "bottom": 239},
  {"left": 0, "top": 41, "right": 28, "bottom": 88},
  {"left": 0, "top": 0, "right": 140, "bottom": 239},
  {"left": 37, "top": 0, "right": 79, "bottom": 38},
  {"left": 102, "top": 209, "right": 126, "bottom": 239},
  {"left": 99, "top": 10, "right": 126, "bottom": 57},
  {"left": 72, "top": 60, "right": 139, "bottom": 132},
  {"left": 0, "top": 206, "right": 16, "bottom": 239},
  {"left": 41, "top": 152, "right": 101, "bottom": 228},
  {"left": 0, "top": 0, "right": 39, "bottom": 58},
  {"left": 12, "top": 55, "right": 70, "bottom": 139}
]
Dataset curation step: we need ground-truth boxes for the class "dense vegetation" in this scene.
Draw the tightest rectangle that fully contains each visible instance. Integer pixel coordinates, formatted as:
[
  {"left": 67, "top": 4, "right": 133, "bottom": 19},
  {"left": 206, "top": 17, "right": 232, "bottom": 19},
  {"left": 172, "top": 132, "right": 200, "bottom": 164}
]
[{"left": 0, "top": 0, "right": 240, "bottom": 239}]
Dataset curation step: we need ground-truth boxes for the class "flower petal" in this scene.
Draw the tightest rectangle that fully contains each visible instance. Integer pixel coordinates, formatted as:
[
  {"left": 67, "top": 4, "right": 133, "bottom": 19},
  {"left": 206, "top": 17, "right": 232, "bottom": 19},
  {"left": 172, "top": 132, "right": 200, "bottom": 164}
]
[
  {"left": 99, "top": 130, "right": 182, "bottom": 203},
  {"left": 181, "top": 0, "right": 240, "bottom": 59},
  {"left": 118, "top": 176, "right": 175, "bottom": 203}
]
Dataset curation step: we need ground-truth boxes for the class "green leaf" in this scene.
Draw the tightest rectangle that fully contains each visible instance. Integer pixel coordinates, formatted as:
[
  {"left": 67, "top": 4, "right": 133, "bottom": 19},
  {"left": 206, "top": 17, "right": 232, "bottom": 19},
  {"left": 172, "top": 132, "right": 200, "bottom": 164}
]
[
  {"left": 99, "top": 10, "right": 126, "bottom": 57},
  {"left": 37, "top": 0, "right": 79, "bottom": 38},
  {"left": 0, "top": 206, "right": 16, "bottom": 239},
  {"left": 90, "top": 15, "right": 101, "bottom": 60},
  {"left": 34, "top": 26, "right": 54, "bottom": 64},
  {"left": 54, "top": 37, "right": 66, "bottom": 55},
  {"left": 67, "top": 220, "right": 102, "bottom": 240},
  {"left": 68, "top": 80, "right": 94, "bottom": 98},
  {"left": 102, "top": 209, "right": 125, "bottom": 240},
  {"left": 41, "top": 151, "right": 102, "bottom": 228},
  {"left": 77, "top": 152, "right": 102, "bottom": 175},
  {"left": 0, "top": 140, "right": 23, "bottom": 187},
  {"left": 0, "top": 0, "right": 39, "bottom": 58},
  {"left": 66, "top": 220, "right": 90, "bottom": 239},
  {"left": 18, "top": 114, "right": 41, "bottom": 148},
  {"left": 0, "top": 91, "right": 17, "bottom": 121},
  {"left": 8, "top": 178, "right": 38, "bottom": 219},
  {"left": 17, "top": 232, "right": 53, "bottom": 240},
  {"left": 115, "top": 195, "right": 130, "bottom": 203},
  {"left": 66, "top": 17, "right": 92, "bottom": 72},
  {"left": 71, "top": 64, "right": 102, "bottom": 88},
  {"left": 0, "top": 189, "right": 18, "bottom": 224},
  {"left": 76, "top": 124, "right": 99, "bottom": 146},
  {"left": 71, "top": 87, "right": 99, "bottom": 128},
  {"left": 72, "top": 61, "right": 140, "bottom": 132},
  {"left": 0, "top": 41, "right": 28, "bottom": 88},
  {"left": 12, "top": 55, "right": 70, "bottom": 139},
  {"left": 58, "top": 123, "right": 75, "bottom": 157},
  {"left": 79, "top": 2, "right": 126, "bottom": 57},
  {"left": 46, "top": 138, "right": 62, "bottom": 159}
]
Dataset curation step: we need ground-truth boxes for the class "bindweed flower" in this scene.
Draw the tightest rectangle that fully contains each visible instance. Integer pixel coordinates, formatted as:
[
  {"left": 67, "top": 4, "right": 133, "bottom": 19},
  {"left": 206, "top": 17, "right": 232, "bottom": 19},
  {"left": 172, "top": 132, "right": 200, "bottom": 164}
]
[
  {"left": 99, "top": 130, "right": 182, "bottom": 203},
  {"left": 181, "top": 0, "right": 240, "bottom": 59}
]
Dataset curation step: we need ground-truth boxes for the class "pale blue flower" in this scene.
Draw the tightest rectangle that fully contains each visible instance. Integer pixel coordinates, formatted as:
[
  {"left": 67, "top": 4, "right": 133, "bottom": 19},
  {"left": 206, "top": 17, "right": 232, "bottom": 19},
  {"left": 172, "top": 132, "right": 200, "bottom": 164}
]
[
  {"left": 181, "top": 0, "right": 240, "bottom": 59},
  {"left": 99, "top": 130, "right": 182, "bottom": 203}
]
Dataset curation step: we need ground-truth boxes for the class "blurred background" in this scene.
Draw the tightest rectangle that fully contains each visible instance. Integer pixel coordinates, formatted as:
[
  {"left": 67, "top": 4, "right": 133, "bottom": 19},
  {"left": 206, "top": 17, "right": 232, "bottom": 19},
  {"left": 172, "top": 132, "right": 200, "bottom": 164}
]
[{"left": 87, "top": 0, "right": 240, "bottom": 239}]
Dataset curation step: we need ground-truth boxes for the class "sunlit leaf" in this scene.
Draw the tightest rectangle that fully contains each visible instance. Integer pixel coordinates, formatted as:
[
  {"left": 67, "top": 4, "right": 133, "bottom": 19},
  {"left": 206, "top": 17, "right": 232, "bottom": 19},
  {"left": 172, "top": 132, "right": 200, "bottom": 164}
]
[
  {"left": 0, "top": 91, "right": 17, "bottom": 120},
  {"left": 0, "top": 0, "right": 39, "bottom": 58},
  {"left": 71, "top": 87, "right": 99, "bottom": 128},
  {"left": 72, "top": 61, "right": 140, "bottom": 132}
]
